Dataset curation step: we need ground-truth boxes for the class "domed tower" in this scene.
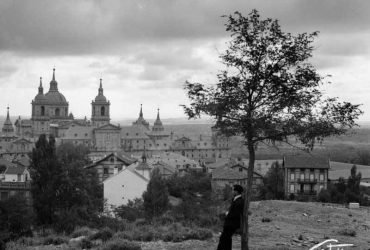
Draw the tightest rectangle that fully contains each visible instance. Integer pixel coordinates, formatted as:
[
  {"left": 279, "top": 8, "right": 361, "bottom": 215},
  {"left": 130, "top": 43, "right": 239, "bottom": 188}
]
[
  {"left": 2, "top": 106, "right": 14, "bottom": 136},
  {"left": 31, "top": 77, "right": 50, "bottom": 136},
  {"left": 91, "top": 78, "right": 110, "bottom": 127},
  {"left": 152, "top": 108, "right": 164, "bottom": 133},
  {"left": 44, "top": 68, "right": 69, "bottom": 121}
]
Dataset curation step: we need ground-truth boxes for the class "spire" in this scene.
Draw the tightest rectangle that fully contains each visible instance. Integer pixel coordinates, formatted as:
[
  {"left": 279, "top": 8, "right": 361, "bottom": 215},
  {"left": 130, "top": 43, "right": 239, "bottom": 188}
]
[
  {"left": 98, "top": 78, "right": 103, "bottom": 95},
  {"left": 38, "top": 77, "right": 43, "bottom": 94},
  {"left": 49, "top": 68, "right": 58, "bottom": 91},
  {"left": 139, "top": 104, "right": 143, "bottom": 118},
  {"left": 153, "top": 107, "right": 163, "bottom": 128},
  {"left": 2, "top": 106, "right": 14, "bottom": 135},
  {"left": 6, "top": 106, "right": 9, "bottom": 120},
  {"left": 156, "top": 108, "right": 160, "bottom": 121}
]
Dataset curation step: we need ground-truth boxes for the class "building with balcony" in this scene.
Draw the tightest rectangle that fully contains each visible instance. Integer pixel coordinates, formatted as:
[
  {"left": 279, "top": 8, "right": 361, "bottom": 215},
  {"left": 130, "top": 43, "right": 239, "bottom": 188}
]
[{"left": 283, "top": 155, "right": 329, "bottom": 199}]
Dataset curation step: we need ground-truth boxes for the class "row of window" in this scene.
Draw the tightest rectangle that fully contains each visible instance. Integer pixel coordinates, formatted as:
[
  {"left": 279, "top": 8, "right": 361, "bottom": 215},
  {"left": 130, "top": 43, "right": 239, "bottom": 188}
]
[
  {"left": 290, "top": 172, "right": 325, "bottom": 181},
  {"left": 289, "top": 184, "right": 325, "bottom": 193}
]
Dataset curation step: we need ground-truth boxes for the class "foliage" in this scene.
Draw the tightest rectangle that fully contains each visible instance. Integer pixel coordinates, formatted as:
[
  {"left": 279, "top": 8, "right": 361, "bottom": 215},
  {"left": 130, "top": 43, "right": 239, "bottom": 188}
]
[
  {"left": 101, "top": 238, "right": 141, "bottom": 250},
  {"left": 70, "top": 226, "right": 97, "bottom": 238},
  {"left": 142, "top": 168, "right": 169, "bottom": 218},
  {"left": 29, "top": 136, "right": 103, "bottom": 231},
  {"left": 89, "top": 227, "right": 114, "bottom": 242},
  {"left": 258, "top": 162, "right": 284, "bottom": 200},
  {"left": 318, "top": 165, "right": 369, "bottom": 205},
  {"left": 114, "top": 198, "right": 144, "bottom": 222},
  {"left": 183, "top": 9, "right": 362, "bottom": 250},
  {"left": 42, "top": 235, "right": 69, "bottom": 245},
  {"left": 112, "top": 222, "right": 213, "bottom": 243},
  {"left": 166, "top": 171, "right": 212, "bottom": 199},
  {"left": 0, "top": 194, "right": 34, "bottom": 241}
]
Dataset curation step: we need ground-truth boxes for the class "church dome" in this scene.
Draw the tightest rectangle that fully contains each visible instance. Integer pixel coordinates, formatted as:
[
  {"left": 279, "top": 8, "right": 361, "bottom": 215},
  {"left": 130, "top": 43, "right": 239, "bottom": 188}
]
[
  {"left": 44, "top": 69, "right": 68, "bottom": 104},
  {"left": 33, "top": 77, "right": 48, "bottom": 103},
  {"left": 45, "top": 91, "right": 67, "bottom": 103},
  {"left": 34, "top": 93, "right": 47, "bottom": 103},
  {"left": 95, "top": 94, "right": 107, "bottom": 102}
]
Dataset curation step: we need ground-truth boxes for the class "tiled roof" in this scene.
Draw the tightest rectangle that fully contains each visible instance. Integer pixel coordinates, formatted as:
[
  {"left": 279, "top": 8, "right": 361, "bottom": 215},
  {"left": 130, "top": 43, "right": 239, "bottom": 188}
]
[
  {"left": 62, "top": 125, "right": 93, "bottom": 140},
  {"left": 135, "top": 161, "right": 152, "bottom": 171},
  {"left": 0, "top": 158, "right": 17, "bottom": 169},
  {"left": 120, "top": 126, "right": 150, "bottom": 139},
  {"left": 94, "top": 123, "right": 121, "bottom": 131},
  {"left": 284, "top": 155, "right": 329, "bottom": 169},
  {"left": 5, "top": 166, "right": 26, "bottom": 175},
  {"left": 85, "top": 152, "right": 136, "bottom": 169},
  {"left": 212, "top": 167, "right": 248, "bottom": 180},
  {"left": 329, "top": 161, "right": 370, "bottom": 180},
  {"left": 212, "top": 166, "right": 263, "bottom": 180},
  {"left": 12, "top": 138, "right": 32, "bottom": 144},
  {"left": 152, "top": 161, "right": 176, "bottom": 174}
]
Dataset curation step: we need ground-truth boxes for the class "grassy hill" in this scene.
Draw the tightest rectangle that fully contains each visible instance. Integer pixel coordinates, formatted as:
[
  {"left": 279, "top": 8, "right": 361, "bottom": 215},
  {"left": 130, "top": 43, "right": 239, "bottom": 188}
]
[{"left": 140, "top": 200, "right": 370, "bottom": 250}]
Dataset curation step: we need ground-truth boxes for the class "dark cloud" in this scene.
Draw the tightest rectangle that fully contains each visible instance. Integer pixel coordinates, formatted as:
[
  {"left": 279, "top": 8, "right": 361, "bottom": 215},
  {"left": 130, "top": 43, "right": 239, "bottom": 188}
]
[{"left": 1, "top": 0, "right": 369, "bottom": 56}]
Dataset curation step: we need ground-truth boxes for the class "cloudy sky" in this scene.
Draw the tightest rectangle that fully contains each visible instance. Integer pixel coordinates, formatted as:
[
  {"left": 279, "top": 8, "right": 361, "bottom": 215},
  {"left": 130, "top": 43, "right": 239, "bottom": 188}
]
[{"left": 1, "top": 0, "right": 370, "bottom": 122}]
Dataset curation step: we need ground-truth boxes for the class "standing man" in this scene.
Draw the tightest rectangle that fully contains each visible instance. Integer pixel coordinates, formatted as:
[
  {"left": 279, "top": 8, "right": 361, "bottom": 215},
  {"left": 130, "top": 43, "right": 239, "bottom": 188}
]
[{"left": 217, "top": 184, "right": 244, "bottom": 250}]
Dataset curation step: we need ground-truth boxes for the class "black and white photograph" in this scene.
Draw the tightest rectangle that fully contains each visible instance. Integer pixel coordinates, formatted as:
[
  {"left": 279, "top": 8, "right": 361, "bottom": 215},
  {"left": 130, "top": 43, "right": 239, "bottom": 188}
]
[{"left": 0, "top": 1, "right": 369, "bottom": 249}]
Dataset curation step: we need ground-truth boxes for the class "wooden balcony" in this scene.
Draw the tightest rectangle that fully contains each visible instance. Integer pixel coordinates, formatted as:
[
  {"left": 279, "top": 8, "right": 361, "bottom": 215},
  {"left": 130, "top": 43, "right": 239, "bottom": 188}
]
[
  {"left": 297, "top": 178, "right": 317, "bottom": 184},
  {"left": 0, "top": 181, "right": 31, "bottom": 190}
]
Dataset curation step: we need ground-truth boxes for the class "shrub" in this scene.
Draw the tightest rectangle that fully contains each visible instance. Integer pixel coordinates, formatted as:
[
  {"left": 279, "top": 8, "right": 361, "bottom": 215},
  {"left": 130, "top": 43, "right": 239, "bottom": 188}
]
[
  {"left": 92, "top": 216, "right": 126, "bottom": 231},
  {"left": 102, "top": 238, "right": 141, "bottom": 250},
  {"left": 43, "top": 235, "right": 69, "bottom": 245},
  {"left": 71, "top": 226, "right": 97, "bottom": 238},
  {"left": 15, "top": 237, "right": 41, "bottom": 246},
  {"left": 89, "top": 227, "right": 114, "bottom": 242},
  {"left": 338, "top": 228, "right": 356, "bottom": 237},
  {"left": 79, "top": 238, "right": 93, "bottom": 249}
]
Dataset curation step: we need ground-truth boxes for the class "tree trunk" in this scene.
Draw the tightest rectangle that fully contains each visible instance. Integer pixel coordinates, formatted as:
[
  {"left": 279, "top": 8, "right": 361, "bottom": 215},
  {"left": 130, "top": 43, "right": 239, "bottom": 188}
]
[{"left": 241, "top": 140, "right": 255, "bottom": 250}]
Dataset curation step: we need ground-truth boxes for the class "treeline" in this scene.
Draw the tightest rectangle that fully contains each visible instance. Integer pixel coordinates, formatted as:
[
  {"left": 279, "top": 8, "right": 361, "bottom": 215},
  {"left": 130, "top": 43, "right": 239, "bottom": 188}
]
[
  {"left": 0, "top": 135, "right": 103, "bottom": 245},
  {"left": 318, "top": 165, "right": 370, "bottom": 206},
  {"left": 115, "top": 169, "right": 219, "bottom": 228}
]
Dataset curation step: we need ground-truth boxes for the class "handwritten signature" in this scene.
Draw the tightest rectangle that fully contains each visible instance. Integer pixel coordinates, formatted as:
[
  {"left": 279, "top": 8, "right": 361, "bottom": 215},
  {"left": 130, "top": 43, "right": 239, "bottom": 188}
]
[{"left": 309, "top": 239, "right": 354, "bottom": 250}]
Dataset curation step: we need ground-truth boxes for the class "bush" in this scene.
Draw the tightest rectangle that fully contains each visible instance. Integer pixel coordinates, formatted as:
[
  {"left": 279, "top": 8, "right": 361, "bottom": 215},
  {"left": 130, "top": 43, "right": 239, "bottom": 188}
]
[
  {"left": 70, "top": 226, "right": 97, "bottom": 238},
  {"left": 43, "top": 235, "right": 69, "bottom": 245},
  {"left": 102, "top": 238, "right": 141, "bottom": 250},
  {"left": 338, "top": 228, "right": 356, "bottom": 237},
  {"left": 92, "top": 216, "right": 126, "bottom": 231},
  {"left": 79, "top": 238, "right": 93, "bottom": 249},
  {"left": 89, "top": 227, "right": 114, "bottom": 242},
  {"left": 318, "top": 189, "right": 331, "bottom": 203}
]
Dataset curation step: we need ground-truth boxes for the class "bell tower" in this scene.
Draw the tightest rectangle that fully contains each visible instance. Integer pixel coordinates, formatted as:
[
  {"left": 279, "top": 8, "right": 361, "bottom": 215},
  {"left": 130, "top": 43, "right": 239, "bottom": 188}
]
[{"left": 91, "top": 78, "right": 110, "bottom": 127}]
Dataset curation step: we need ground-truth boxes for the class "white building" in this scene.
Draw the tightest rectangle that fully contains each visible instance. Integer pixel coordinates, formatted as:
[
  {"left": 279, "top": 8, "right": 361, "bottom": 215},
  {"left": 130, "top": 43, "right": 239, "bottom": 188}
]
[{"left": 103, "top": 167, "right": 148, "bottom": 208}]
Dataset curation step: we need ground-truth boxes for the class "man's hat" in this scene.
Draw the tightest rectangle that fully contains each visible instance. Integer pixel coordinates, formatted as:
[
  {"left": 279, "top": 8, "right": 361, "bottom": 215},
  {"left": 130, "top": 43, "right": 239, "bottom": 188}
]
[{"left": 233, "top": 184, "right": 244, "bottom": 194}]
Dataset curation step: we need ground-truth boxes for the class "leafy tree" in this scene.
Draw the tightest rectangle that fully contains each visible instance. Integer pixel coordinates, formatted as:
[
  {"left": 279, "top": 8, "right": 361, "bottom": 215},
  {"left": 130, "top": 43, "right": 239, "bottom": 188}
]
[
  {"left": 345, "top": 165, "right": 362, "bottom": 203},
  {"left": 0, "top": 194, "right": 33, "bottom": 241},
  {"left": 30, "top": 137, "right": 102, "bottom": 230},
  {"left": 259, "top": 162, "right": 284, "bottom": 200},
  {"left": 143, "top": 168, "right": 169, "bottom": 218},
  {"left": 29, "top": 134, "right": 61, "bottom": 225},
  {"left": 183, "top": 10, "right": 362, "bottom": 249}
]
